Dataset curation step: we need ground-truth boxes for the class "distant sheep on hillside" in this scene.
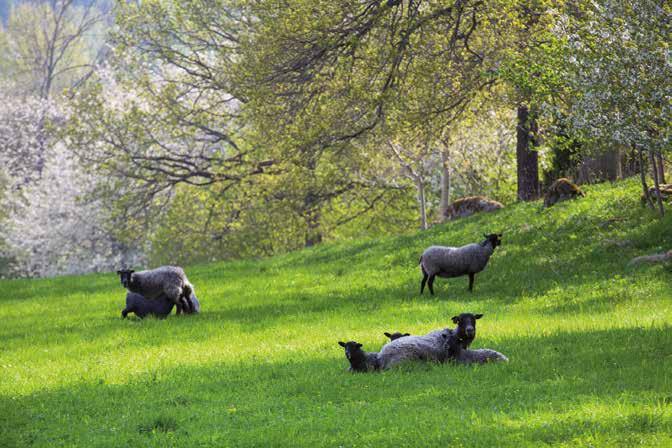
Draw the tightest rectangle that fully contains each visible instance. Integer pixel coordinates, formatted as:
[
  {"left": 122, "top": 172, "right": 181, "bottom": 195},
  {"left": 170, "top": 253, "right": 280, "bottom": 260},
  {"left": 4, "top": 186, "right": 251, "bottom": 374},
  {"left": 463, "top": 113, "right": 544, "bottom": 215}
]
[
  {"left": 544, "top": 178, "right": 584, "bottom": 208},
  {"left": 444, "top": 196, "right": 503, "bottom": 221}
]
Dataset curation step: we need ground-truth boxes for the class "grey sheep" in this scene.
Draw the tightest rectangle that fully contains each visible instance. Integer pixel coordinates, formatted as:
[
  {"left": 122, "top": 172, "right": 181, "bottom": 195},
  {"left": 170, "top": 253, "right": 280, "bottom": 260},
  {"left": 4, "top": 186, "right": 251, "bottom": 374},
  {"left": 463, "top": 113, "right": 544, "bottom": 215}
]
[
  {"left": 377, "top": 313, "right": 482, "bottom": 370},
  {"left": 420, "top": 233, "right": 502, "bottom": 295},
  {"left": 121, "top": 291, "right": 201, "bottom": 319},
  {"left": 117, "top": 266, "right": 195, "bottom": 314},
  {"left": 338, "top": 341, "right": 380, "bottom": 372},
  {"left": 442, "top": 330, "right": 508, "bottom": 364}
]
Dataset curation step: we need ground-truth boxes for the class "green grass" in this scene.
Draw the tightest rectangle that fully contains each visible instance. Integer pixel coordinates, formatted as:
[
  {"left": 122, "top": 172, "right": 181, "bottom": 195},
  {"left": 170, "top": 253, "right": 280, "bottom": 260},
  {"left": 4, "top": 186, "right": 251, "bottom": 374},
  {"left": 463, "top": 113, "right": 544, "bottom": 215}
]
[{"left": 1, "top": 178, "right": 672, "bottom": 447}]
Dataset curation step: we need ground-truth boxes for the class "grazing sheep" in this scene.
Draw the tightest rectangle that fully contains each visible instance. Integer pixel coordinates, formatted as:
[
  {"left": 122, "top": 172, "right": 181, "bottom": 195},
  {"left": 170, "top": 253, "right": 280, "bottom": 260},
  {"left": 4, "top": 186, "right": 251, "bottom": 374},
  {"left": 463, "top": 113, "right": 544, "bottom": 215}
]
[
  {"left": 444, "top": 196, "right": 503, "bottom": 221},
  {"left": 338, "top": 341, "right": 380, "bottom": 372},
  {"left": 378, "top": 313, "right": 483, "bottom": 370},
  {"left": 384, "top": 332, "right": 410, "bottom": 341},
  {"left": 544, "top": 178, "right": 584, "bottom": 208},
  {"left": 420, "top": 234, "right": 502, "bottom": 295},
  {"left": 121, "top": 291, "right": 201, "bottom": 319},
  {"left": 116, "top": 266, "right": 195, "bottom": 314}
]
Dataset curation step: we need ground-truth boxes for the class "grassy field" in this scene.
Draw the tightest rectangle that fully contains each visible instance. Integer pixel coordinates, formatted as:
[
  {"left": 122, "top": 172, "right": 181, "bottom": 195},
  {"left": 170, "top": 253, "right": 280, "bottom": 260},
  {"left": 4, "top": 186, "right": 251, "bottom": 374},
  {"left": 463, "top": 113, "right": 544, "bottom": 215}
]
[{"left": 1, "top": 178, "right": 671, "bottom": 447}]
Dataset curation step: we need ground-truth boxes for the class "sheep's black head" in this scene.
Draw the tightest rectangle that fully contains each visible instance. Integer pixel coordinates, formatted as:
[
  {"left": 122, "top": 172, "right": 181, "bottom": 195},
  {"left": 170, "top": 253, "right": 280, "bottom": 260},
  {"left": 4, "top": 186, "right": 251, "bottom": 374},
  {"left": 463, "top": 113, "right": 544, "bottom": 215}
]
[
  {"left": 338, "top": 341, "right": 363, "bottom": 360},
  {"left": 483, "top": 233, "right": 502, "bottom": 248},
  {"left": 384, "top": 332, "right": 411, "bottom": 341},
  {"left": 116, "top": 269, "right": 135, "bottom": 288},
  {"left": 451, "top": 313, "right": 483, "bottom": 341}
]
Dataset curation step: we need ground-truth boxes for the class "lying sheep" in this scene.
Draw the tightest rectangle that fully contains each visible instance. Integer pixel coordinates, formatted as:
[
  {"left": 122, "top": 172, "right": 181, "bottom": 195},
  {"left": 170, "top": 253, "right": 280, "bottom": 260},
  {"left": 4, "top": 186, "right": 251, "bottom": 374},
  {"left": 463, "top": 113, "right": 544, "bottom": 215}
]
[
  {"left": 420, "top": 234, "right": 502, "bottom": 295},
  {"left": 117, "top": 266, "right": 195, "bottom": 314},
  {"left": 378, "top": 313, "right": 483, "bottom": 370},
  {"left": 544, "top": 178, "right": 584, "bottom": 208},
  {"left": 444, "top": 196, "right": 503, "bottom": 221},
  {"left": 338, "top": 341, "right": 380, "bottom": 372},
  {"left": 121, "top": 291, "right": 201, "bottom": 319},
  {"left": 384, "top": 332, "right": 410, "bottom": 341},
  {"left": 441, "top": 322, "right": 507, "bottom": 364}
]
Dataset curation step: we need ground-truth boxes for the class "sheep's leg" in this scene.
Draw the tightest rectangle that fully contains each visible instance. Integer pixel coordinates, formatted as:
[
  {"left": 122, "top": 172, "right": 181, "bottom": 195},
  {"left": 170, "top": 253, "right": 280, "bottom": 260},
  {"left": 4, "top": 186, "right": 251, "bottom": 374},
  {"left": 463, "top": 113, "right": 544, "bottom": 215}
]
[
  {"left": 468, "top": 273, "right": 475, "bottom": 292},
  {"left": 428, "top": 275, "right": 436, "bottom": 295},
  {"left": 121, "top": 308, "right": 130, "bottom": 318},
  {"left": 420, "top": 272, "right": 428, "bottom": 294}
]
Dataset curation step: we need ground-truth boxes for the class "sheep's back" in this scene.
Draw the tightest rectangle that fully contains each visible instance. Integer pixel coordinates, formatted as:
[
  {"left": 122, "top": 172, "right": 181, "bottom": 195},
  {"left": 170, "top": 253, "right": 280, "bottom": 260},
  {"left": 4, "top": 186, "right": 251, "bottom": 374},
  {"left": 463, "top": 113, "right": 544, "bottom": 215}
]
[
  {"left": 379, "top": 329, "right": 449, "bottom": 369},
  {"left": 134, "top": 266, "right": 186, "bottom": 298},
  {"left": 422, "top": 244, "right": 491, "bottom": 277}
]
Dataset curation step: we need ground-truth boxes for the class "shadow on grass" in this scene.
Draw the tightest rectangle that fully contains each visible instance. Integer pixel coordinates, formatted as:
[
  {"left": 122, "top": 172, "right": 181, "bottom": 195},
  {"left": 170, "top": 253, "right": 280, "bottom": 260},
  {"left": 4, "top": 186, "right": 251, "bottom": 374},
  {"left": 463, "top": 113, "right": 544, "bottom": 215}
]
[{"left": 3, "top": 325, "right": 671, "bottom": 447}]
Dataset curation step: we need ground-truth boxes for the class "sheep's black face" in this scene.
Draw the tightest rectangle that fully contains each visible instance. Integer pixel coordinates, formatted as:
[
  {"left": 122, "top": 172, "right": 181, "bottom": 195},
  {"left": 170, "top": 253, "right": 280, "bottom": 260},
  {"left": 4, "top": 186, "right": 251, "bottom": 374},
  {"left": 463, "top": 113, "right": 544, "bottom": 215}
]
[
  {"left": 483, "top": 233, "right": 502, "bottom": 248},
  {"left": 116, "top": 269, "right": 135, "bottom": 288},
  {"left": 384, "top": 332, "right": 411, "bottom": 341},
  {"left": 338, "top": 341, "right": 363, "bottom": 360},
  {"left": 451, "top": 313, "right": 483, "bottom": 340}
]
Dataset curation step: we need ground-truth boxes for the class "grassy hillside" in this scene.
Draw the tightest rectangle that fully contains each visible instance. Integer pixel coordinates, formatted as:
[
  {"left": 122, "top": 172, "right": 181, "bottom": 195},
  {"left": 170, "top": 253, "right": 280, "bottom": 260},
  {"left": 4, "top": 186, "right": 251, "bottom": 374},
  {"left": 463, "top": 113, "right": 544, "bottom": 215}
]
[{"left": 1, "top": 178, "right": 671, "bottom": 447}]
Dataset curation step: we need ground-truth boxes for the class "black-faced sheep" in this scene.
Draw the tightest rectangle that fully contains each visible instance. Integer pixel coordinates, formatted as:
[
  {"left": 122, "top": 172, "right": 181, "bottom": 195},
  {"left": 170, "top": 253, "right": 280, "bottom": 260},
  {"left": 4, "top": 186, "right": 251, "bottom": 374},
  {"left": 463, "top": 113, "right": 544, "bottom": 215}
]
[
  {"left": 338, "top": 341, "right": 380, "bottom": 372},
  {"left": 384, "top": 332, "right": 410, "bottom": 341},
  {"left": 544, "top": 178, "right": 584, "bottom": 207},
  {"left": 377, "top": 313, "right": 483, "bottom": 370},
  {"left": 121, "top": 291, "right": 201, "bottom": 319},
  {"left": 117, "top": 266, "right": 195, "bottom": 314},
  {"left": 420, "top": 234, "right": 502, "bottom": 295},
  {"left": 444, "top": 196, "right": 503, "bottom": 221}
]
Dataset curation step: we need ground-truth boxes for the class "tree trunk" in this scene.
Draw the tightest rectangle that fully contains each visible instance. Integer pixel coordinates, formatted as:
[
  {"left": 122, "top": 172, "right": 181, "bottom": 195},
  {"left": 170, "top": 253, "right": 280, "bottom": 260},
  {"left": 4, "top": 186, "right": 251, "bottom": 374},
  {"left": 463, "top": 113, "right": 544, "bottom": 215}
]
[
  {"left": 416, "top": 179, "right": 428, "bottom": 230},
  {"left": 656, "top": 151, "right": 666, "bottom": 184},
  {"left": 516, "top": 104, "right": 539, "bottom": 201},
  {"left": 638, "top": 145, "right": 655, "bottom": 210},
  {"left": 649, "top": 150, "right": 665, "bottom": 217},
  {"left": 304, "top": 191, "right": 322, "bottom": 247},
  {"left": 439, "top": 149, "right": 451, "bottom": 222}
]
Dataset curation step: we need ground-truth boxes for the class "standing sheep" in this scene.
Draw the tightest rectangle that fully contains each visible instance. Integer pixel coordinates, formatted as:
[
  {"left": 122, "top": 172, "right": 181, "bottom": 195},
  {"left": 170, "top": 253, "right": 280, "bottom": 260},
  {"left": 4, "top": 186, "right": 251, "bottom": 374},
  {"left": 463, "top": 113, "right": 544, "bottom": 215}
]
[
  {"left": 116, "top": 266, "right": 195, "bottom": 314},
  {"left": 338, "top": 341, "right": 380, "bottom": 372},
  {"left": 420, "top": 234, "right": 502, "bottom": 295},
  {"left": 121, "top": 291, "right": 201, "bottom": 319}
]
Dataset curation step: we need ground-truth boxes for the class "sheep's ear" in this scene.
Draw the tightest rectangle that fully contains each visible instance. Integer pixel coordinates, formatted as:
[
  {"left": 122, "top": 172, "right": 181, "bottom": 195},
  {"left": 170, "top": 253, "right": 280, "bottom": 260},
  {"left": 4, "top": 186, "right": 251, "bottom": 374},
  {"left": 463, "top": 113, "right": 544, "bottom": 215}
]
[
  {"left": 384, "top": 332, "right": 391, "bottom": 338},
  {"left": 474, "top": 314, "right": 483, "bottom": 319},
  {"left": 129, "top": 270, "right": 135, "bottom": 274},
  {"left": 403, "top": 333, "right": 410, "bottom": 336},
  {"left": 338, "top": 341, "right": 346, "bottom": 347},
  {"left": 356, "top": 343, "right": 363, "bottom": 348},
  {"left": 116, "top": 270, "right": 122, "bottom": 275},
  {"left": 498, "top": 233, "right": 503, "bottom": 237},
  {"left": 451, "top": 315, "right": 460, "bottom": 324},
  {"left": 483, "top": 233, "right": 488, "bottom": 239}
]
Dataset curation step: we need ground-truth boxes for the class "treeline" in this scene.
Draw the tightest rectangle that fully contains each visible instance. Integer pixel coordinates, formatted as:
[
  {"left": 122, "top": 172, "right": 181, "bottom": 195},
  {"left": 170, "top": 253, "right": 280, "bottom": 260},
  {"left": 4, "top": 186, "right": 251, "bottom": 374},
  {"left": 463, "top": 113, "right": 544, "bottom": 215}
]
[{"left": 0, "top": 0, "right": 669, "bottom": 277}]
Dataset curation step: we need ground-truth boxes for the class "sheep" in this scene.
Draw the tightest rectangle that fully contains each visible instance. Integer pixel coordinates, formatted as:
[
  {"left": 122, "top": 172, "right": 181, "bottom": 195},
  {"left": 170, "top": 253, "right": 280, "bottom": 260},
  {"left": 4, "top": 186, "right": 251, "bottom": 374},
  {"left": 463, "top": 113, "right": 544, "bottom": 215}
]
[
  {"left": 544, "top": 178, "right": 584, "bottom": 207},
  {"left": 121, "top": 291, "right": 201, "bottom": 319},
  {"left": 116, "top": 266, "right": 195, "bottom": 314},
  {"left": 444, "top": 196, "right": 503, "bottom": 221},
  {"left": 377, "top": 313, "right": 483, "bottom": 370},
  {"left": 455, "top": 348, "right": 509, "bottom": 364},
  {"left": 338, "top": 341, "right": 380, "bottom": 372},
  {"left": 419, "top": 234, "right": 502, "bottom": 295},
  {"left": 384, "top": 332, "right": 410, "bottom": 341}
]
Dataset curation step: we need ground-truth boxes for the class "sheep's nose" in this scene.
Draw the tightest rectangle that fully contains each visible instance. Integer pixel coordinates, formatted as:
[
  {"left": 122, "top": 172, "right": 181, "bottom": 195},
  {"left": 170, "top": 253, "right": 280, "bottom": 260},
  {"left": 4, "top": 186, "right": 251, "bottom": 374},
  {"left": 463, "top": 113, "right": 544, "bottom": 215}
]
[{"left": 466, "top": 328, "right": 475, "bottom": 336}]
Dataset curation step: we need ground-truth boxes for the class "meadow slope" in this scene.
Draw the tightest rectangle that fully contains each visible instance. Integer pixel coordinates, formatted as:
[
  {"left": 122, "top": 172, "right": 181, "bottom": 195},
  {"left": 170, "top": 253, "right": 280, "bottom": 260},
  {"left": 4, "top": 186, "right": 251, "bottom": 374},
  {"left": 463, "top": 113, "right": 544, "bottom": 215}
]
[{"left": 1, "top": 178, "right": 671, "bottom": 447}]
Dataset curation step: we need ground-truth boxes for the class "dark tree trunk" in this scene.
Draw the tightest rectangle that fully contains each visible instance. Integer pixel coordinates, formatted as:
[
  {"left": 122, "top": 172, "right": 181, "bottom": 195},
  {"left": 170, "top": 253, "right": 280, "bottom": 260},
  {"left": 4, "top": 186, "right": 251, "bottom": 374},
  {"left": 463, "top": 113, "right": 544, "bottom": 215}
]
[
  {"left": 303, "top": 191, "right": 322, "bottom": 247},
  {"left": 439, "top": 149, "right": 451, "bottom": 222},
  {"left": 656, "top": 151, "right": 666, "bottom": 184},
  {"left": 638, "top": 145, "right": 655, "bottom": 210},
  {"left": 649, "top": 150, "right": 665, "bottom": 217},
  {"left": 516, "top": 104, "right": 539, "bottom": 201}
]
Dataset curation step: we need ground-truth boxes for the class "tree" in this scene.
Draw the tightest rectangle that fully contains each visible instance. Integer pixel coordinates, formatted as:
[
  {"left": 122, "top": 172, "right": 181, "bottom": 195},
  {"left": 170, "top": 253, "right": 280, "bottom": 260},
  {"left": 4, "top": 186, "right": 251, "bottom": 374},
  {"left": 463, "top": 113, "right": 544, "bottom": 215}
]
[{"left": 565, "top": 0, "right": 671, "bottom": 215}]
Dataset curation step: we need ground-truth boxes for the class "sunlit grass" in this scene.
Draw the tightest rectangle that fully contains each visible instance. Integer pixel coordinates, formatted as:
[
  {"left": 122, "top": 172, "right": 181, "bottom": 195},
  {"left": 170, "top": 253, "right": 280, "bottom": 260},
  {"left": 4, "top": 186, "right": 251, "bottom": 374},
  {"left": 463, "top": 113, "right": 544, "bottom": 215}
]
[{"left": 1, "top": 178, "right": 671, "bottom": 447}]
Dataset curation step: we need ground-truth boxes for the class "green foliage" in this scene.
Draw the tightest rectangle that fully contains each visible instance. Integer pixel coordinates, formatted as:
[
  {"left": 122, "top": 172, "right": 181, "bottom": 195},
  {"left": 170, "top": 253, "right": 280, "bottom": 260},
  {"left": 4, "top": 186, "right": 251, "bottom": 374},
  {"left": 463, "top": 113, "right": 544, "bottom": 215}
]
[{"left": 2, "top": 179, "right": 671, "bottom": 446}]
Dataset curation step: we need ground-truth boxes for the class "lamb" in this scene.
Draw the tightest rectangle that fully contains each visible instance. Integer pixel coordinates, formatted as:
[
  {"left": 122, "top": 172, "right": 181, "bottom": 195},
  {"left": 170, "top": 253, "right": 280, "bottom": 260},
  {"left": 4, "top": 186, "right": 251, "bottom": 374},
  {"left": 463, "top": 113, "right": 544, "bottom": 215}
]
[
  {"left": 377, "top": 313, "right": 483, "bottom": 370},
  {"left": 116, "top": 266, "right": 195, "bottom": 314},
  {"left": 544, "top": 178, "right": 584, "bottom": 208},
  {"left": 384, "top": 332, "right": 410, "bottom": 341},
  {"left": 338, "top": 341, "right": 380, "bottom": 372},
  {"left": 444, "top": 196, "right": 503, "bottom": 221},
  {"left": 121, "top": 291, "right": 201, "bottom": 319},
  {"left": 420, "top": 233, "right": 502, "bottom": 295}
]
